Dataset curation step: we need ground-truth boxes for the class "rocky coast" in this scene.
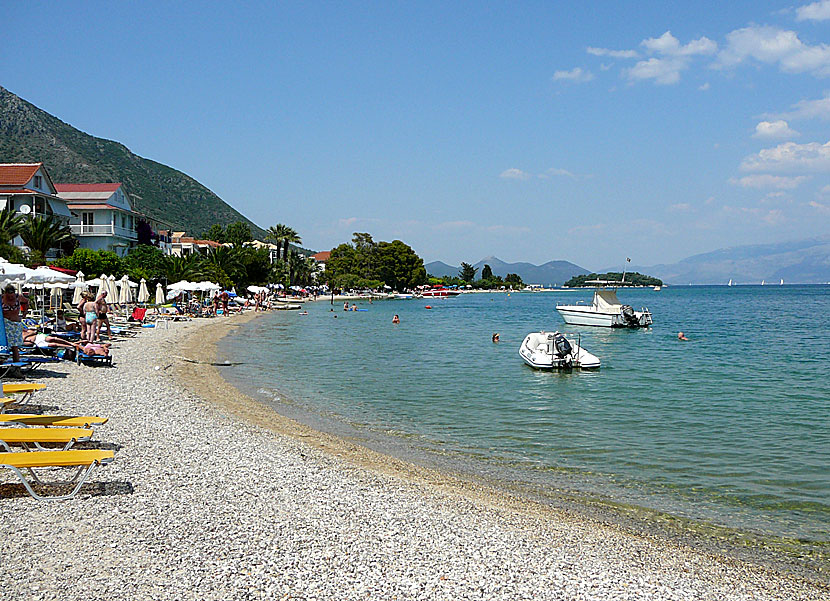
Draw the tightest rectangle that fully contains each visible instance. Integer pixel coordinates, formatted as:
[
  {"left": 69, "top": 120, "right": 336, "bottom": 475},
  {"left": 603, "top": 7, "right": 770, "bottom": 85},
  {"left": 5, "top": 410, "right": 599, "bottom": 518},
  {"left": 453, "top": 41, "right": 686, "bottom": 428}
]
[{"left": 1, "top": 314, "right": 826, "bottom": 600}]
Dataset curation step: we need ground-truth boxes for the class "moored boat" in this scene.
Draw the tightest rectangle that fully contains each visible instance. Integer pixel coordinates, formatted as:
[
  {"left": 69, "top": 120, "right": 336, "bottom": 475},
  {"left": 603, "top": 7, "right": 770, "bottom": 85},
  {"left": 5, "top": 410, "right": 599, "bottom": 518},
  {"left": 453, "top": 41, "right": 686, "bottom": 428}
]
[
  {"left": 556, "top": 281, "right": 652, "bottom": 328},
  {"left": 519, "top": 331, "right": 600, "bottom": 369},
  {"left": 418, "top": 286, "right": 462, "bottom": 298}
]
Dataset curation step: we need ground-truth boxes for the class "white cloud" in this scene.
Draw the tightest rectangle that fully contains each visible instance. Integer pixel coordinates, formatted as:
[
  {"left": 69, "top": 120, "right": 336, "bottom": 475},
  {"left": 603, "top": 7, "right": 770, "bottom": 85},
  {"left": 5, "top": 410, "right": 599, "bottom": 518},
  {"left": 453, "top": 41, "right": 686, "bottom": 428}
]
[
  {"left": 641, "top": 31, "right": 717, "bottom": 57},
  {"left": 716, "top": 25, "right": 830, "bottom": 77},
  {"left": 776, "top": 92, "right": 830, "bottom": 121},
  {"left": 796, "top": 0, "right": 830, "bottom": 21},
  {"left": 668, "top": 203, "right": 691, "bottom": 212},
  {"left": 626, "top": 57, "right": 686, "bottom": 84},
  {"left": 699, "top": 82, "right": 711, "bottom": 90},
  {"left": 337, "top": 216, "right": 379, "bottom": 228},
  {"left": 586, "top": 47, "right": 639, "bottom": 59},
  {"left": 809, "top": 200, "right": 830, "bottom": 213},
  {"left": 729, "top": 174, "right": 809, "bottom": 188},
  {"left": 821, "top": 184, "right": 830, "bottom": 195},
  {"left": 434, "top": 220, "right": 475, "bottom": 231},
  {"left": 553, "top": 67, "right": 594, "bottom": 82},
  {"left": 753, "top": 120, "right": 799, "bottom": 139},
  {"left": 499, "top": 168, "right": 531, "bottom": 180},
  {"left": 722, "top": 205, "right": 786, "bottom": 225},
  {"left": 545, "top": 167, "right": 576, "bottom": 178},
  {"left": 740, "top": 141, "right": 830, "bottom": 172}
]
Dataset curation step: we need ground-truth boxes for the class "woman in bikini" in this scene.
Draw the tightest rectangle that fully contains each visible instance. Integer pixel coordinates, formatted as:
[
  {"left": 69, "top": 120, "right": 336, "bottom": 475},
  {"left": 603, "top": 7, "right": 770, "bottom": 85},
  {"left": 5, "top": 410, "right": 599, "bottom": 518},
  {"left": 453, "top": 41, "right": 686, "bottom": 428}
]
[
  {"left": 81, "top": 292, "right": 99, "bottom": 342},
  {"left": 2, "top": 284, "right": 24, "bottom": 362}
]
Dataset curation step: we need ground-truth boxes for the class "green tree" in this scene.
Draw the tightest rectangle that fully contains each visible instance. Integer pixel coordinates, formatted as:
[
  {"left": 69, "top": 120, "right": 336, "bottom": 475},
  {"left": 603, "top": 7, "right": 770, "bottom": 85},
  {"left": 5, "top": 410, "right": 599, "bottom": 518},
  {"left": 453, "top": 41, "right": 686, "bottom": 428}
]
[
  {"left": 225, "top": 221, "right": 253, "bottom": 247},
  {"left": 20, "top": 216, "right": 73, "bottom": 264},
  {"left": 202, "top": 224, "right": 226, "bottom": 243},
  {"left": 458, "top": 262, "right": 478, "bottom": 283},
  {"left": 266, "top": 223, "right": 301, "bottom": 261},
  {"left": 235, "top": 246, "right": 272, "bottom": 290},
  {"left": 374, "top": 240, "right": 427, "bottom": 291},
  {"left": 505, "top": 273, "right": 524, "bottom": 287},
  {"left": 0, "top": 206, "right": 24, "bottom": 245},
  {"left": 123, "top": 245, "right": 168, "bottom": 283},
  {"left": 205, "top": 246, "right": 244, "bottom": 283},
  {"left": 164, "top": 254, "right": 208, "bottom": 283},
  {"left": 52, "top": 248, "right": 124, "bottom": 278},
  {"left": 481, "top": 264, "right": 493, "bottom": 280}
]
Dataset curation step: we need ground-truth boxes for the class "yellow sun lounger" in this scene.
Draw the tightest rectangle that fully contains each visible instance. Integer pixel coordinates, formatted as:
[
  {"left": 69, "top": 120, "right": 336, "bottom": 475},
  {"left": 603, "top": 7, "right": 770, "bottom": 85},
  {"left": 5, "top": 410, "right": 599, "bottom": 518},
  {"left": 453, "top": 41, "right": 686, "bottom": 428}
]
[
  {"left": 0, "top": 449, "right": 114, "bottom": 501},
  {"left": 0, "top": 414, "right": 108, "bottom": 428},
  {"left": 0, "top": 427, "right": 94, "bottom": 452},
  {"left": 2, "top": 383, "right": 47, "bottom": 406}
]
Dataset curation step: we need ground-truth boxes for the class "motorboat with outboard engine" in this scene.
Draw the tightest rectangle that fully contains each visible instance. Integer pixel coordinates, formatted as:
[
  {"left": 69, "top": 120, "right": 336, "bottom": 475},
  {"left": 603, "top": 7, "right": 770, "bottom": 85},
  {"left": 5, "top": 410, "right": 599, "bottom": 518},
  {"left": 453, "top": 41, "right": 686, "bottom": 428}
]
[
  {"left": 519, "top": 331, "right": 600, "bottom": 370},
  {"left": 556, "top": 280, "right": 652, "bottom": 328}
]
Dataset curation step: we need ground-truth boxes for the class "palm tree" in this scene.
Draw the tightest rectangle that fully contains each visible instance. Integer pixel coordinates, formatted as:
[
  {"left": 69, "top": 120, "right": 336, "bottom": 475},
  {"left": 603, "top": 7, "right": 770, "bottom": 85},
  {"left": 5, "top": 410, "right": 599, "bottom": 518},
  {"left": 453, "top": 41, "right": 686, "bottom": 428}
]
[
  {"left": 164, "top": 253, "right": 209, "bottom": 283},
  {"left": 266, "top": 223, "right": 301, "bottom": 261},
  {"left": 0, "top": 206, "right": 24, "bottom": 244},
  {"left": 20, "top": 216, "right": 73, "bottom": 262},
  {"left": 205, "top": 246, "right": 243, "bottom": 282}
]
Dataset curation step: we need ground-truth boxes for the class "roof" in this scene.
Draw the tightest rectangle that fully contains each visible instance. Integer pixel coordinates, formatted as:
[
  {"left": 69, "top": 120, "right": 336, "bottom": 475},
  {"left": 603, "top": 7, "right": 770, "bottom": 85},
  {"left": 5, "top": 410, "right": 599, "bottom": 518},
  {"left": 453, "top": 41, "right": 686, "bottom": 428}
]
[
  {"left": 66, "top": 203, "right": 133, "bottom": 212},
  {"left": 312, "top": 251, "right": 331, "bottom": 262},
  {"left": 54, "top": 183, "right": 121, "bottom": 192},
  {"left": 0, "top": 189, "right": 38, "bottom": 195},
  {"left": 0, "top": 163, "right": 42, "bottom": 187}
]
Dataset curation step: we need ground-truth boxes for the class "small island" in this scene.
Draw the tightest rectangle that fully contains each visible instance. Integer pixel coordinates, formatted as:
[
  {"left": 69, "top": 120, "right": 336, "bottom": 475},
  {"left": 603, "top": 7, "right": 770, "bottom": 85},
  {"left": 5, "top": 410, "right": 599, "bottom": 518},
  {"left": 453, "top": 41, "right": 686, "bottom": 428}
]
[{"left": 565, "top": 272, "right": 663, "bottom": 287}]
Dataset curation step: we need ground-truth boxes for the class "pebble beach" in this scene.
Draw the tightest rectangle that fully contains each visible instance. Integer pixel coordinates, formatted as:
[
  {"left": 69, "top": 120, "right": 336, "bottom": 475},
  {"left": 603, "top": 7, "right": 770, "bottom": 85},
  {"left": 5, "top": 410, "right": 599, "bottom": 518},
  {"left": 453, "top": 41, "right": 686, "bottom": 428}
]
[{"left": 2, "top": 314, "right": 827, "bottom": 601}]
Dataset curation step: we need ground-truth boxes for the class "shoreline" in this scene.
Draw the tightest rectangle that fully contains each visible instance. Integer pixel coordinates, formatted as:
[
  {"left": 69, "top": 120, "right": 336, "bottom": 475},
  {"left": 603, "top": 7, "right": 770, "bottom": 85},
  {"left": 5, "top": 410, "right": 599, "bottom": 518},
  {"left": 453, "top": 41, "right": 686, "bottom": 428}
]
[
  {"left": 1, "top": 314, "right": 825, "bottom": 599},
  {"left": 176, "top": 312, "right": 828, "bottom": 590}
]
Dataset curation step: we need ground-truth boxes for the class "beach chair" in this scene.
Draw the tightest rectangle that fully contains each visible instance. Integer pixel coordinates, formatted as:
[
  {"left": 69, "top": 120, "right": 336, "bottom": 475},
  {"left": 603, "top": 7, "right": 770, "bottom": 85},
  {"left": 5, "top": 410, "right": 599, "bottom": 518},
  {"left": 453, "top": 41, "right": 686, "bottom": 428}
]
[
  {"left": 2, "top": 383, "right": 47, "bottom": 407},
  {"left": 0, "top": 449, "right": 114, "bottom": 500},
  {"left": 76, "top": 351, "right": 112, "bottom": 367},
  {"left": 0, "top": 427, "right": 94, "bottom": 451},
  {"left": 0, "top": 414, "right": 108, "bottom": 428}
]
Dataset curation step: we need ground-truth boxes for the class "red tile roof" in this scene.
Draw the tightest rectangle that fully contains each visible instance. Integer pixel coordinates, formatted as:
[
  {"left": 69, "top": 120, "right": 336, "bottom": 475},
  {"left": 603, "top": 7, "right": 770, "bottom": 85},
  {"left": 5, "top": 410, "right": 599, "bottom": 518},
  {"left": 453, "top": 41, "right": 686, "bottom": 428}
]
[
  {"left": 312, "top": 251, "right": 331, "bottom": 261},
  {"left": 54, "top": 183, "right": 121, "bottom": 192},
  {"left": 0, "top": 189, "right": 36, "bottom": 194},
  {"left": 0, "top": 163, "right": 42, "bottom": 187},
  {"left": 66, "top": 203, "right": 129, "bottom": 210}
]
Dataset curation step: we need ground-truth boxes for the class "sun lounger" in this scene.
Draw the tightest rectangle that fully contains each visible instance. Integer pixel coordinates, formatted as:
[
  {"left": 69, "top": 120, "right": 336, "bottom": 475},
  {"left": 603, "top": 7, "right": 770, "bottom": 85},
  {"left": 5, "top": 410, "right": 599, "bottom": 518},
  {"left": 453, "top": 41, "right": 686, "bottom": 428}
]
[
  {"left": 2, "top": 383, "right": 46, "bottom": 405},
  {"left": 77, "top": 352, "right": 112, "bottom": 367},
  {"left": 0, "top": 427, "right": 94, "bottom": 451},
  {"left": 0, "top": 414, "right": 108, "bottom": 427},
  {"left": 0, "top": 449, "right": 114, "bottom": 500}
]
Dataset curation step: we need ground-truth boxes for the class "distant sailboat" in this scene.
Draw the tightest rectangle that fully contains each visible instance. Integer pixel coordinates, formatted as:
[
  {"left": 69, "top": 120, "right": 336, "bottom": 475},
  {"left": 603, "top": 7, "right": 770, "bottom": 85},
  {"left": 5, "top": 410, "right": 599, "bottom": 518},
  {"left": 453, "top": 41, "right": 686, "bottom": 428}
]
[
  {"left": 728, "top": 279, "right": 733, "bottom": 287},
  {"left": 761, "top": 280, "right": 765, "bottom": 286},
  {"left": 780, "top": 278, "right": 784, "bottom": 285}
]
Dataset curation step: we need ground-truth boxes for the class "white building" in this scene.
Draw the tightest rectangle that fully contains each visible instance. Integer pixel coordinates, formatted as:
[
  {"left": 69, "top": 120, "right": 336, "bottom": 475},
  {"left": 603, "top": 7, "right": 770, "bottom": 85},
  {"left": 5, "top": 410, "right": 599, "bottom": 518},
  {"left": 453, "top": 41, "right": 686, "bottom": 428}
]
[
  {"left": 55, "top": 183, "right": 142, "bottom": 256},
  {"left": 0, "top": 162, "right": 72, "bottom": 229}
]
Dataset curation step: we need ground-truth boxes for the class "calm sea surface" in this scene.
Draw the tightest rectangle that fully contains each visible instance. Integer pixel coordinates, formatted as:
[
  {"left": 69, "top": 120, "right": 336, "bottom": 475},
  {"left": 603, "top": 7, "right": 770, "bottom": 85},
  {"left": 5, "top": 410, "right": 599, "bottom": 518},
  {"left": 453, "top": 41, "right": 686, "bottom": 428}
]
[{"left": 220, "top": 286, "right": 829, "bottom": 548}]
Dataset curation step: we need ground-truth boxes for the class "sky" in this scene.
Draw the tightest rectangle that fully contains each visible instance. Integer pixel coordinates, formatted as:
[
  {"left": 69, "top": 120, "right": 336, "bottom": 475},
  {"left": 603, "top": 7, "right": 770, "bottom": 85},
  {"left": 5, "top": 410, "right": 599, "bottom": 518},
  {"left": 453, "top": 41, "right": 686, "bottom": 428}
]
[{"left": 3, "top": 1, "right": 830, "bottom": 269}]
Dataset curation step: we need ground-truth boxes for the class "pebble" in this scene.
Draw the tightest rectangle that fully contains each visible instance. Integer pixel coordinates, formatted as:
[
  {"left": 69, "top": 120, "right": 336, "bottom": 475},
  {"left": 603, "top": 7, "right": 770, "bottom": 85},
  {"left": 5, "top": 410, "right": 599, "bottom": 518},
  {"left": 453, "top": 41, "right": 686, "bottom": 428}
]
[{"left": 0, "top": 318, "right": 826, "bottom": 600}]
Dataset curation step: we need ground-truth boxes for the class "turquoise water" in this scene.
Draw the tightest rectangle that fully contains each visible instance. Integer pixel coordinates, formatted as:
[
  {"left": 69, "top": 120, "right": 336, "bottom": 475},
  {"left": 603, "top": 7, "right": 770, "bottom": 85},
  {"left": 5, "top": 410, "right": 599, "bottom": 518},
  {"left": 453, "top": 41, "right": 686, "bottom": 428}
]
[{"left": 220, "top": 286, "right": 829, "bottom": 547}]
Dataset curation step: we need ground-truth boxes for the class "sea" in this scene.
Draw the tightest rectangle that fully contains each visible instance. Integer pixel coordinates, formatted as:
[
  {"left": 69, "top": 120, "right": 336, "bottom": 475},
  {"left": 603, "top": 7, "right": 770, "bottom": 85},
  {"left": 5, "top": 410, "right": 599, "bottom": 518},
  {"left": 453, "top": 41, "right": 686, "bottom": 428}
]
[{"left": 218, "top": 285, "right": 829, "bottom": 570}]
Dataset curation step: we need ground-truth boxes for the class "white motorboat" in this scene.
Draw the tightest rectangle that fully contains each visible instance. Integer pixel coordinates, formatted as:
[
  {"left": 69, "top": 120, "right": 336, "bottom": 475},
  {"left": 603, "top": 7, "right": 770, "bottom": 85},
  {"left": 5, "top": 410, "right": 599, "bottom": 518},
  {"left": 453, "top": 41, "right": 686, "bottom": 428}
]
[
  {"left": 519, "top": 331, "right": 600, "bottom": 370},
  {"left": 556, "top": 281, "right": 652, "bottom": 328}
]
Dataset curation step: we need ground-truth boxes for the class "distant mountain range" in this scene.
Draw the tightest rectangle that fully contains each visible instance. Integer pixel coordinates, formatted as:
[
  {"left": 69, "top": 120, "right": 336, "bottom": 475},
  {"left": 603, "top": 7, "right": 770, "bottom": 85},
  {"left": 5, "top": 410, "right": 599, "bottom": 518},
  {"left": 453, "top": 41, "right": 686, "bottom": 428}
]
[
  {"left": 426, "top": 256, "right": 589, "bottom": 286},
  {"left": 0, "top": 86, "right": 265, "bottom": 238},
  {"left": 606, "top": 237, "right": 830, "bottom": 285}
]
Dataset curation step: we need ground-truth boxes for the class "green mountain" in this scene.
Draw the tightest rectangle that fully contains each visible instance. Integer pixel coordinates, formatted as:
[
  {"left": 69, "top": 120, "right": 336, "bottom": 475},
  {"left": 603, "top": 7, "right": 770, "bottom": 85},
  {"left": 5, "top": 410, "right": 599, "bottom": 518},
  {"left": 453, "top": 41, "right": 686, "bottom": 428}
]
[{"left": 0, "top": 85, "right": 265, "bottom": 238}]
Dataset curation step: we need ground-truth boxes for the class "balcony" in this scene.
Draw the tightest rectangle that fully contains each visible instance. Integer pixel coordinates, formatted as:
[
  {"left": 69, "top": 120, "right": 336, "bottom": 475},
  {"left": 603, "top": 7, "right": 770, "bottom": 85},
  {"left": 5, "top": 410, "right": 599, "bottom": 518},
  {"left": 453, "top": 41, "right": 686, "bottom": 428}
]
[{"left": 70, "top": 224, "right": 138, "bottom": 240}]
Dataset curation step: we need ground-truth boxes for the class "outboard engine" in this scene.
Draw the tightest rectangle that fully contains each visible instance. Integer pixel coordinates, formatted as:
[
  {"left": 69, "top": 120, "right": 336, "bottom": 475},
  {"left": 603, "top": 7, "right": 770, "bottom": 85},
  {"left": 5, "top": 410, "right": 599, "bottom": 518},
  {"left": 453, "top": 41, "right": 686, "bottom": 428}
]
[
  {"left": 553, "top": 333, "right": 572, "bottom": 358},
  {"left": 621, "top": 305, "right": 639, "bottom": 326}
]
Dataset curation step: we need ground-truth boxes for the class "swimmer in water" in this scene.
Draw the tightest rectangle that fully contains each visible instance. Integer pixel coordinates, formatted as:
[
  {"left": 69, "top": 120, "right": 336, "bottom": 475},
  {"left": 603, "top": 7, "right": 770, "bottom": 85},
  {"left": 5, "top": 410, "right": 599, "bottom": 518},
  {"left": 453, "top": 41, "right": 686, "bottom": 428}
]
[
  {"left": 392, "top": 314, "right": 400, "bottom": 324},
  {"left": 492, "top": 333, "right": 499, "bottom": 343},
  {"left": 678, "top": 331, "right": 689, "bottom": 341}
]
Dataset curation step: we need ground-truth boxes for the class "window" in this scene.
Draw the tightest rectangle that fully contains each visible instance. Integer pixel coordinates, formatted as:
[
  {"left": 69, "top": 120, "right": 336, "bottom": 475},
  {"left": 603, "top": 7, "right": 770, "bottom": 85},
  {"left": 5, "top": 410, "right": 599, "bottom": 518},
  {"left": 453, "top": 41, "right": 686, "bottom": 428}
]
[
  {"left": 34, "top": 197, "right": 45, "bottom": 215},
  {"left": 82, "top": 212, "right": 93, "bottom": 226},
  {"left": 33, "top": 175, "right": 42, "bottom": 189}
]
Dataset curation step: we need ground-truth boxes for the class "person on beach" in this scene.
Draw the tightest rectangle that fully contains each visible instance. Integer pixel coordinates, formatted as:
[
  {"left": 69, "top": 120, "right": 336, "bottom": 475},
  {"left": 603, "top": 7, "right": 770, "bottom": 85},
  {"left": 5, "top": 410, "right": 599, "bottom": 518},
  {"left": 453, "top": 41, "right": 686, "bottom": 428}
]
[
  {"left": 220, "top": 290, "right": 230, "bottom": 316},
  {"left": 96, "top": 291, "right": 111, "bottom": 339},
  {"left": 678, "top": 331, "right": 689, "bottom": 341},
  {"left": 492, "top": 333, "right": 499, "bottom": 343},
  {"left": 81, "top": 292, "right": 99, "bottom": 342},
  {"left": 392, "top": 314, "right": 400, "bottom": 324},
  {"left": 2, "top": 284, "right": 25, "bottom": 362}
]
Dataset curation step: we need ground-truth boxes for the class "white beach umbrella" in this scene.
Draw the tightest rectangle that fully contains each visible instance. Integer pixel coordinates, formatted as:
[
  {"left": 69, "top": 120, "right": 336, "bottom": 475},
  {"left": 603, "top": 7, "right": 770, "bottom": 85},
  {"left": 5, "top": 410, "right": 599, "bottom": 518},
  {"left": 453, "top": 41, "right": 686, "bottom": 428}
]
[
  {"left": 72, "top": 270, "right": 86, "bottom": 304},
  {"left": 155, "top": 282, "right": 165, "bottom": 305},
  {"left": 108, "top": 275, "right": 119, "bottom": 301},
  {"left": 29, "top": 266, "right": 75, "bottom": 285},
  {"left": 138, "top": 278, "right": 150, "bottom": 303},
  {"left": 0, "top": 259, "right": 36, "bottom": 286},
  {"left": 119, "top": 275, "right": 132, "bottom": 304},
  {"left": 168, "top": 280, "right": 191, "bottom": 291}
]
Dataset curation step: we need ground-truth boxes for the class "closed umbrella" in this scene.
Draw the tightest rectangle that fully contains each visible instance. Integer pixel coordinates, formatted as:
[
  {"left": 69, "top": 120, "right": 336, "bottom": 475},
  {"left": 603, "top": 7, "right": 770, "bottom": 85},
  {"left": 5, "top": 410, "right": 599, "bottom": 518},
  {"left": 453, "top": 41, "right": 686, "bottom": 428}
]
[
  {"left": 138, "top": 278, "right": 150, "bottom": 303},
  {"left": 108, "top": 275, "right": 118, "bottom": 301},
  {"left": 119, "top": 275, "right": 131, "bottom": 304},
  {"left": 72, "top": 270, "right": 86, "bottom": 304},
  {"left": 155, "top": 282, "right": 165, "bottom": 305}
]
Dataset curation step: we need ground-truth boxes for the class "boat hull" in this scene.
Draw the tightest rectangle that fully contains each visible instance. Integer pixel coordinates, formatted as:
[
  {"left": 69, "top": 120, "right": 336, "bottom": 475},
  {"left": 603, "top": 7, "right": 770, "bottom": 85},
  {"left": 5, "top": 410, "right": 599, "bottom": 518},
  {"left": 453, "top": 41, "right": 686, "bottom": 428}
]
[
  {"left": 518, "top": 332, "right": 601, "bottom": 370},
  {"left": 556, "top": 306, "right": 652, "bottom": 328}
]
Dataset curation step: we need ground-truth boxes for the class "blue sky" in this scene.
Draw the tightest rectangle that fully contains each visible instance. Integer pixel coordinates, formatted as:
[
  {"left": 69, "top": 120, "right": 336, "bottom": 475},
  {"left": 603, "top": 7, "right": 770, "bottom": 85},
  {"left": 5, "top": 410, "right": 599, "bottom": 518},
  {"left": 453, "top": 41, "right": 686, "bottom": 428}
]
[{"left": 4, "top": 1, "right": 830, "bottom": 269}]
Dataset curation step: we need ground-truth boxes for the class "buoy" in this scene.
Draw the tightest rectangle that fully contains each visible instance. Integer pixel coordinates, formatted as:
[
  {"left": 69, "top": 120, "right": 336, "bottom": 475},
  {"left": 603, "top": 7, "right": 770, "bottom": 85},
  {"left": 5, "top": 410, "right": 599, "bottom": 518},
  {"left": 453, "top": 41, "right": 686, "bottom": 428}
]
[{"left": 425, "top": 305, "right": 432, "bottom": 309}]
